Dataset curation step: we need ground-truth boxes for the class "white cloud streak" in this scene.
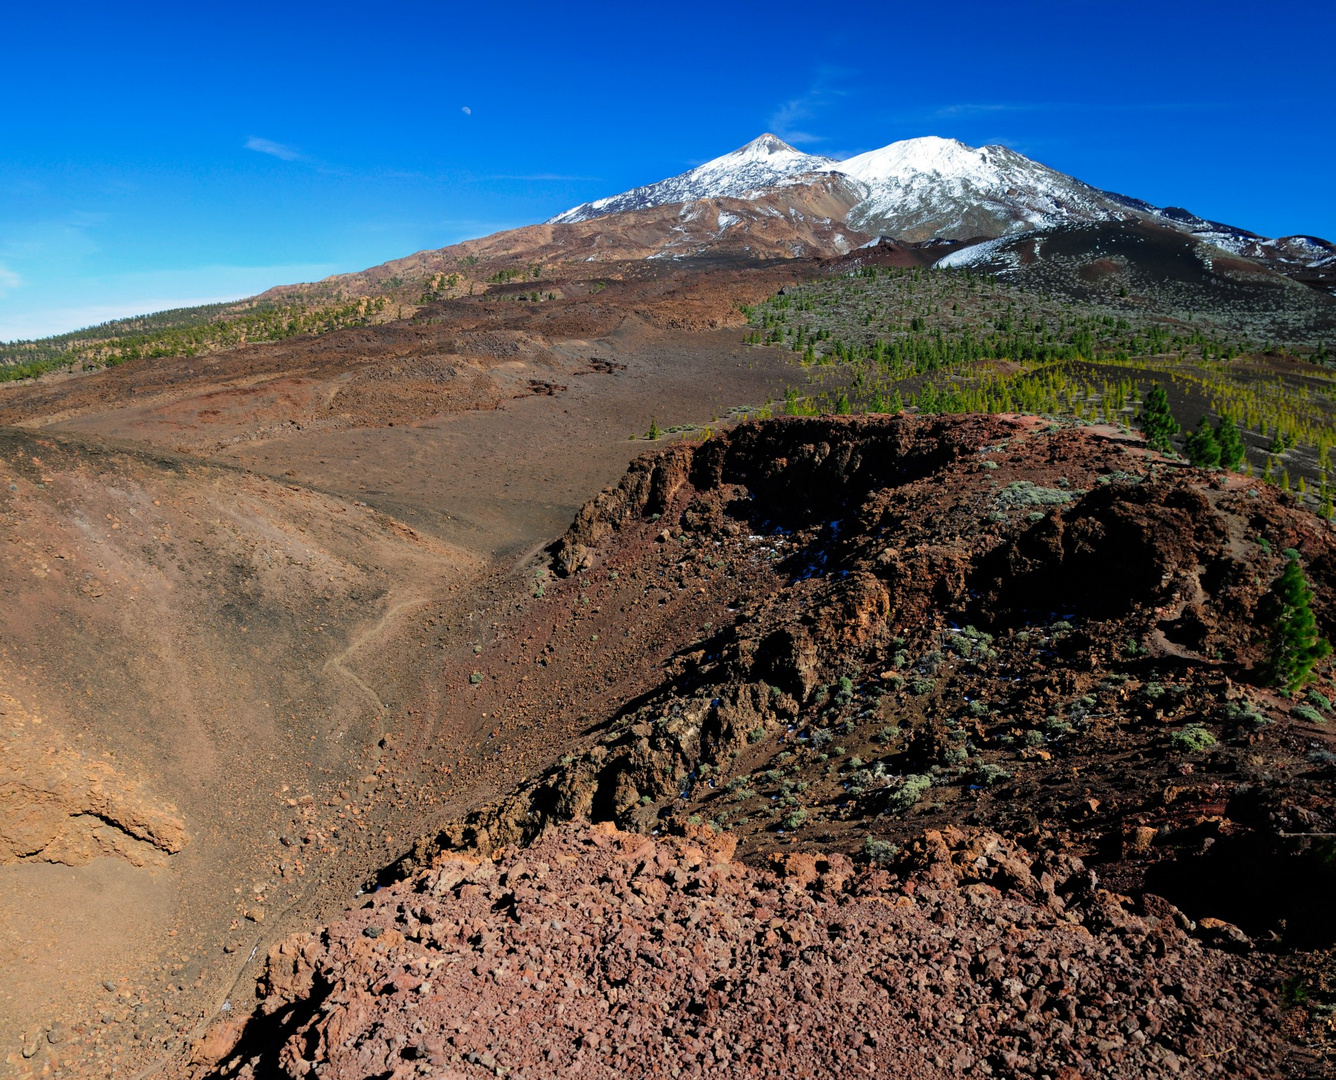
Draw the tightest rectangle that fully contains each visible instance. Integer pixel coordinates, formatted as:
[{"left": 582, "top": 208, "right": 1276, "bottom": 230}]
[
  {"left": 767, "top": 69, "right": 853, "bottom": 145},
  {"left": 245, "top": 136, "right": 303, "bottom": 161}
]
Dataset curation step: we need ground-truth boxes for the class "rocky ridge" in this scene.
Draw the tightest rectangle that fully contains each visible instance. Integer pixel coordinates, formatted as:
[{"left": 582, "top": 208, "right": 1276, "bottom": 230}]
[
  {"left": 196, "top": 413, "right": 1336, "bottom": 1077},
  {"left": 420, "top": 415, "right": 1336, "bottom": 928}
]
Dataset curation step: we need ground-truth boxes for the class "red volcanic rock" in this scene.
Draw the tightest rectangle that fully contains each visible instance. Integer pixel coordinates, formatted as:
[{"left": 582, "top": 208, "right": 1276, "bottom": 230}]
[{"left": 225, "top": 820, "right": 1281, "bottom": 1080}]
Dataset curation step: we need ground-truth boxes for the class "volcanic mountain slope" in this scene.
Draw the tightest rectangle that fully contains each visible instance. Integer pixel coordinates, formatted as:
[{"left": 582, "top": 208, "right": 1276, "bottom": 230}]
[
  {"left": 197, "top": 414, "right": 1336, "bottom": 1079},
  {"left": 0, "top": 261, "right": 819, "bottom": 1080},
  {"left": 550, "top": 133, "right": 1157, "bottom": 238},
  {"left": 549, "top": 133, "right": 1336, "bottom": 272},
  {"left": 548, "top": 133, "right": 838, "bottom": 224},
  {"left": 265, "top": 135, "right": 1333, "bottom": 333},
  {"left": 833, "top": 135, "right": 1157, "bottom": 241},
  {"left": 924, "top": 219, "right": 1336, "bottom": 341}
]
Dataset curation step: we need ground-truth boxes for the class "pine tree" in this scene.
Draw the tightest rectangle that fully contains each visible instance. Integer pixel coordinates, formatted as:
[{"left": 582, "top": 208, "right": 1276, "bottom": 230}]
[
  {"left": 1184, "top": 416, "right": 1221, "bottom": 467},
  {"left": 1215, "top": 414, "right": 1246, "bottom": 471},
  {"left": 1260, "top": 554, "right": 1331, "bottom": 691},
  {"left": 1137, "top": 384, "right": 1180, "bottom": 453}
]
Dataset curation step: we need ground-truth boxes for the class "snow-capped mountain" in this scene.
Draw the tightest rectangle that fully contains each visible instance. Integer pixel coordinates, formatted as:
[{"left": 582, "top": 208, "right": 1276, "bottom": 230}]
[
  {"left": 835, "top": 136, "right": 1148, "bottom": 241},
  {"left": 548, "top": 134, "right": 834, "bottom": 225},
  {"left": 546, "top": 133, "right": 1333, "bottom": 281},
  {"left": 549, "top": 133, "right": 1149, "bottom": 237}
]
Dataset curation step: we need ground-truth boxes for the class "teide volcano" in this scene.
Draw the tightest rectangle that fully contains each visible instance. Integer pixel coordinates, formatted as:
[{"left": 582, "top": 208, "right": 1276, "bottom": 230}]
[{"left": 550, "top": 133, "right": 1334, "bottom": 277}]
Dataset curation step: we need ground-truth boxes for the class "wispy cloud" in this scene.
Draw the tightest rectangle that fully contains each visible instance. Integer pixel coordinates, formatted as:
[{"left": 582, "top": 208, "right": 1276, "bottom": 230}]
[
  {"left": 768, "top": 69, "right": 854, "bottom": 145},
  {"left": 245, "top": 136, "right": 303, "bottom": 161},
  {"left": 0, "top": 263, "right": 21, "bottom": 296}
]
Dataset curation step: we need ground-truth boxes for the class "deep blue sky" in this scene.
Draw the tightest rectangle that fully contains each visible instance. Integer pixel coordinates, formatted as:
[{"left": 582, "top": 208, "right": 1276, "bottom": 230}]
[{"left": 3, "top": 0, "right": 1331, "bottom": 341}]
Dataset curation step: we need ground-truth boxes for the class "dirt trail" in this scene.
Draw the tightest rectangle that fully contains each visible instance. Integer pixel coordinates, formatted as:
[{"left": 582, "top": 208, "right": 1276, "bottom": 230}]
[{"left": 322, "top": 597, "right": 430, "bottom": 714}]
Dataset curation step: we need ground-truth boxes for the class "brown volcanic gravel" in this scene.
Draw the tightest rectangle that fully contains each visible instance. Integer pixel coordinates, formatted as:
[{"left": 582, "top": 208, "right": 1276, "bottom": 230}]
[{"left": 217, "top": 821, "right": 1282, "bottom": 1080}]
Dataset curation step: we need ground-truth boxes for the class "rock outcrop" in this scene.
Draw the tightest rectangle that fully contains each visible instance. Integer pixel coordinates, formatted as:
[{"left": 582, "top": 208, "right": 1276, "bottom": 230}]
[{"left": 0, "top": 689, "right": 186, "bottom": 867}]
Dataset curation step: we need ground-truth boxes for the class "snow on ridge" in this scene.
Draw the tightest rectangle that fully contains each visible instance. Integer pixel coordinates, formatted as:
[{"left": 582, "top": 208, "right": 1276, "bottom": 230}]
[
  {"left": 548, "top": 134, "right": 834, "bottom": 225},
  {"left": 934, "top": 236, "right": 1018, "bottom": 270},
  {"left": 834, "top": 136, "right": 1007, "bottom": 186},
  {"left": 544, "top": 132, "right": 1332, "bottom": 264}
]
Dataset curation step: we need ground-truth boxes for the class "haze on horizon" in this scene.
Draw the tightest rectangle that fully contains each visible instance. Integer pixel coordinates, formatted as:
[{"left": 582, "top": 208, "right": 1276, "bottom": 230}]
[{"left": 2, "top": 0, "right": 1331, "bottom": 342}]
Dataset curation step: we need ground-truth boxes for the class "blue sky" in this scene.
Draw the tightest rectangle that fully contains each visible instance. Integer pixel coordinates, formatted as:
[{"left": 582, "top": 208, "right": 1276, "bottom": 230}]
[{"left": 3, "top": 0, "right": 1332, "bottom": 342}]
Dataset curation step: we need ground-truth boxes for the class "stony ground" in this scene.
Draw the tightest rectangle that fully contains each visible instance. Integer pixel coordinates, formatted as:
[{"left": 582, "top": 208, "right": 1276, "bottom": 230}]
[{"left": 214, "top": 820, "right": 1280, "bottom": 1080}]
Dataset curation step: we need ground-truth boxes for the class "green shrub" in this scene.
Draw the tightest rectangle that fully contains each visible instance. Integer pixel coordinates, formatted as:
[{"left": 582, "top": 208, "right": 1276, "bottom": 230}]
[
  {"left": 1221, "top": 700, "right": 1269, "bottom": 729},
  {"left": 886, "top": 774, "right": 932, "bottom": 813},
  {"left": 1169, "top": 723, "right": 1217, "bottom": 753},
  {"left": 975, "top": 763, "right": 1011, "bottom": 787},
  {"left": 834, "top": 676, "right": 855, "bottom": 706},
  {"left": 863, "top": 837, "right": 899, "bottom": 866},
  {"left": 996, "top": 481, "right": 1076, "bottom": 509},
  {"left": 1293, "top": 704, "right": 1326, "bottom": 725}
]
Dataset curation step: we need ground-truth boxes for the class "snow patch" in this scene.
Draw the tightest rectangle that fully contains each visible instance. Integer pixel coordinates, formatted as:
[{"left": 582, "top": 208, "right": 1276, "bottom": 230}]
[{"left": 935, "top": 236, "right": 1019, "bottom": 271}]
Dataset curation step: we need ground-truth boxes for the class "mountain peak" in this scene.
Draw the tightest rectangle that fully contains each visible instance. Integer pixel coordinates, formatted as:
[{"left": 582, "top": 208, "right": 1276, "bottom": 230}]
[
  {"left": 835, "top": 136, "right": 994, "bottom": 182},
  {"left": 546, "top": 131, "right": 1323, "bottom": 255},
  {"left": 736, "top": 132, "right": 802, "bottom": 156},
  {"left": 547, "top": 134, "right": 833, "bottom": 225}
]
